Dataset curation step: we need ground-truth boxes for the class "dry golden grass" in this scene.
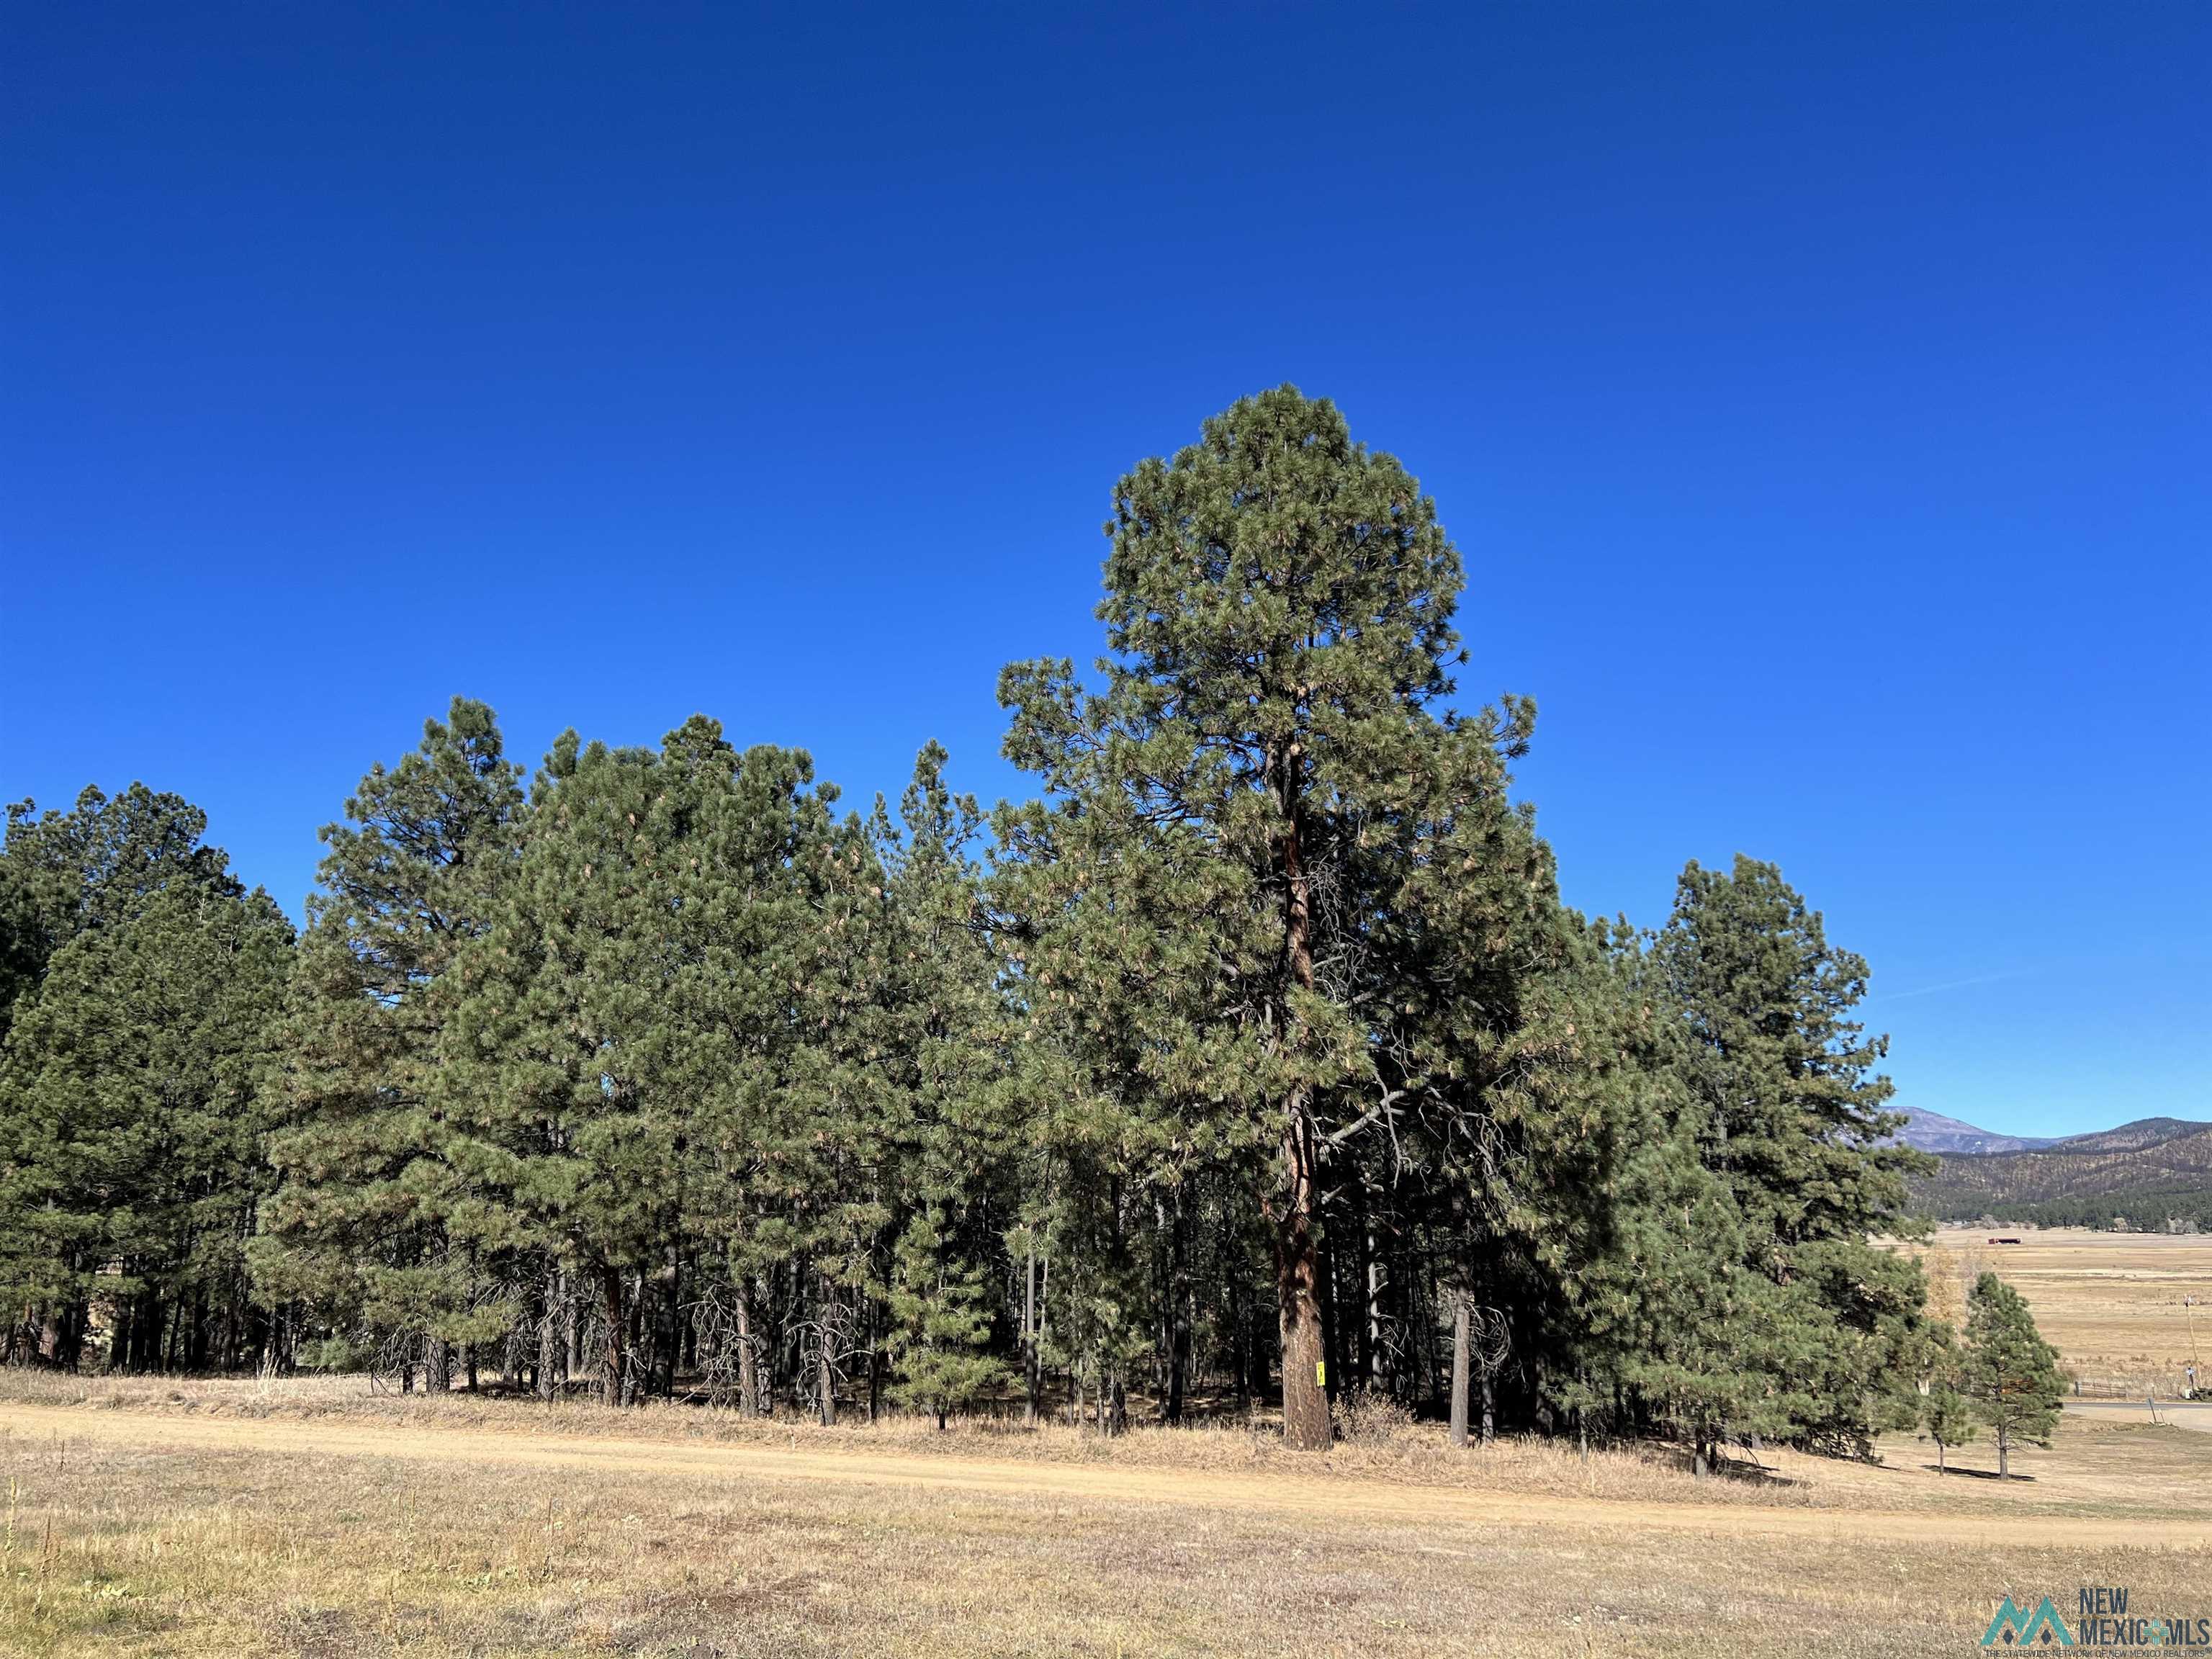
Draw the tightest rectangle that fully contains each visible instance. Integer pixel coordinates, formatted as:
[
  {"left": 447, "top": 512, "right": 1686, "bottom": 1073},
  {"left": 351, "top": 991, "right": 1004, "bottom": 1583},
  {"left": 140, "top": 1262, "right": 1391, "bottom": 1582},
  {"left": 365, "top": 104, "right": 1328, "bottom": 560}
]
[
  {"left": 0, "top": 1369, "right": 1835, "bottom": 1510},
  {"left": 1904, "top": 1226, "right": 2212, "bottom": 1395},
  {"left": 12, "top": 1220, "right": 2212, "bottom": 1659},
  {"left": 1, "top": 1372, "right": 2209, "bottom": 1658}
]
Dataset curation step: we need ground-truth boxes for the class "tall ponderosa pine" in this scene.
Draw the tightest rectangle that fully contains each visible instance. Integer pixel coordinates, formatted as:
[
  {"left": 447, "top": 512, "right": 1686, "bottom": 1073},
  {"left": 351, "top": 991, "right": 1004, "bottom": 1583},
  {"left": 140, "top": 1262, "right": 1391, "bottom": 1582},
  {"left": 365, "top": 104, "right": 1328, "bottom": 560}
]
[
  {"left": 1001, "top": 385, "right": 1555, "bottom": 1448},
  {"left": 253, "top": 699, "right": 523, "bottom": 1385}
]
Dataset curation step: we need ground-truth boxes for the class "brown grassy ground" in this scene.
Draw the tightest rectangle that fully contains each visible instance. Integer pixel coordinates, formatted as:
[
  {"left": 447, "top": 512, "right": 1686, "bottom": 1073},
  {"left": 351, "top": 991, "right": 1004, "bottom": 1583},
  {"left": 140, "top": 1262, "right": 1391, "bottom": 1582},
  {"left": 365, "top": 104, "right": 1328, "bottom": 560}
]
[
  {"left": 1904, "top": 1226, "right": 2212, "bottom": 1395},
  {"left": 2, "top": 1375, "right": 2208, "bottom": 1658}
]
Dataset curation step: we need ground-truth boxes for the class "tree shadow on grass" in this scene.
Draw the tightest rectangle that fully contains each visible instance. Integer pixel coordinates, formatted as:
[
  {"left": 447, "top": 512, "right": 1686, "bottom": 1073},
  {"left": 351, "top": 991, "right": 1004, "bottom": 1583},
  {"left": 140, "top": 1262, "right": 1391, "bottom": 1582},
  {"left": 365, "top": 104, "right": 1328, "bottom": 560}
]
[
  {"left": 1921, "top": 1464, "right": 2036, "bottom": 1481},
  {"left": 1652, "top": 1446, "right": 1807, "bottom": 1488}
]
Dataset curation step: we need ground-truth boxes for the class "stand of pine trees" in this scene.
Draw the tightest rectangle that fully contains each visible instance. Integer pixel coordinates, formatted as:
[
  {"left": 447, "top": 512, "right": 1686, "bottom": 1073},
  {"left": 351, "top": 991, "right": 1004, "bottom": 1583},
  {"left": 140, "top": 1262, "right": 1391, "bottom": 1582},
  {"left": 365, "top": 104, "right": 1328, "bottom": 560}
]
[{"left": 1, "top": 387, "right": 1982, "bottom": 1458}]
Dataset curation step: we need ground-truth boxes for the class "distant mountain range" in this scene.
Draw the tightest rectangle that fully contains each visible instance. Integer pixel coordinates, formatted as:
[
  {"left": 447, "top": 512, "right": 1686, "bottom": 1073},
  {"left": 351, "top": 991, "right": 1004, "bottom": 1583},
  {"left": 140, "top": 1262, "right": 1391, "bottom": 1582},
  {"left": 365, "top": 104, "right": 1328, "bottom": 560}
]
[
  {"left": 1902, "top": 1112, "right": 2212, "bottom": 1226},
  {"left": 1892, "top": 1107, "right": 2058, "bottom": 1156}
]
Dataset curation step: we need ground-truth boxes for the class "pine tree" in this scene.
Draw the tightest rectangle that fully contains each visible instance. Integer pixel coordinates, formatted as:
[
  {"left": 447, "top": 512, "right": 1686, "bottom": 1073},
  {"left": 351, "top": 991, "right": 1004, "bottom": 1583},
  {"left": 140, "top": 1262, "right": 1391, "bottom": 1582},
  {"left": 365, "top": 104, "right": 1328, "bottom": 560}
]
[
  {"left": 1920, "top": 1351, "right": 1979, "bottom": 1476},
  {"left": 1658, "top": 856, "right": 1920, "bottom": 1249},
  {"left": 0, "top": 852, "right": 44, "bottom": 1049},
  {"left": 873, "top": 745, "right": 1019, "bottom": 1426},
  {"left": 1, "top": 784, "right": 235, "bottom": 948},
  {"left": 0, "top": 782, "right": 238, "bottom": 1061},
  {"left": 1656, "top": 855, "right": 1935, "bottom": 1452},
  {"left": 253, "top": 698, "right": 522, "bottom": 1388},
  {"left": 884, "top": 1208, "right": 1005, "bottom": 1429},
  {"left": 1559, "top": 994, "right": 1786, "bottom": 1474},
  {"left": 443, "top": 718, "right": 855, "bottom": 1406},
  {"left": 999, "top": 386, "right": 1525, "bottom": 1449},
  {"left": 1962, "top": 1272, "right": 2063, "bottom": 1478},
  {"left": 0, "top": 880, "right": 292, "bottom": 1370},
  {"left": 1380, "top": 833, "right": 1647, "bottom": 1446},
  {"left": 0, "top": 784, "right": 276, "bottom": 1368}
]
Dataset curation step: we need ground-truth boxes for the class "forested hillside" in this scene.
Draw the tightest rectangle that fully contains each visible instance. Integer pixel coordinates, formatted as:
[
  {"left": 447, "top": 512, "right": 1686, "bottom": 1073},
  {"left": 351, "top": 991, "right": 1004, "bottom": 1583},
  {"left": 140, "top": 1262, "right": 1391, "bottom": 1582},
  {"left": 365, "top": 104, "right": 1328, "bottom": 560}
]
[
  {"left": 1912, "top": 1119, "right": 2212, "bottom": 1229},
  {"left": 0, "top": 388, "right": 1941, "bottom": 1456}
]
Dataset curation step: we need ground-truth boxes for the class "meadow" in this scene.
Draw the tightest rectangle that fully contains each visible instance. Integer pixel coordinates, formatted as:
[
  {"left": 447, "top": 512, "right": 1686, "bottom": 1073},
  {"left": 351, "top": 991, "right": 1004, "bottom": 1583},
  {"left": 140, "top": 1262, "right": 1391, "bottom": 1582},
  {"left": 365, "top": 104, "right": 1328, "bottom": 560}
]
[
  {"left": 3, "top": 1349, "right": 2208, "bottom": 1658},
  {"left": 1908, "top": 1226, "right": 2212, "bottom": 1397}
]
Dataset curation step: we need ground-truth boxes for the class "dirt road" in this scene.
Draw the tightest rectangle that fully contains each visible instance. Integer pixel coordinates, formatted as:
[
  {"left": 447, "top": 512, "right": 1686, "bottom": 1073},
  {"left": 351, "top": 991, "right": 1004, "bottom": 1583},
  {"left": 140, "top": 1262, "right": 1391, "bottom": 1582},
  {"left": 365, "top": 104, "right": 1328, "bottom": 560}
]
[{"left": 4, "top": 1402, "right": 2203, "bottom": 1551}]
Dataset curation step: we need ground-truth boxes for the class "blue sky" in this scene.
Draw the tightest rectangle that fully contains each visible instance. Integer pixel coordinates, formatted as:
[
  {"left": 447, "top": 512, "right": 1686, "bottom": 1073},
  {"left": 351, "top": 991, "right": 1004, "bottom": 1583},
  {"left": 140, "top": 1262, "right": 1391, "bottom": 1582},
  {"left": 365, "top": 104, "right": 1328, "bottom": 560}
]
[{"left": 4, "top": 5, "right": 2206, "bottom": 1137}]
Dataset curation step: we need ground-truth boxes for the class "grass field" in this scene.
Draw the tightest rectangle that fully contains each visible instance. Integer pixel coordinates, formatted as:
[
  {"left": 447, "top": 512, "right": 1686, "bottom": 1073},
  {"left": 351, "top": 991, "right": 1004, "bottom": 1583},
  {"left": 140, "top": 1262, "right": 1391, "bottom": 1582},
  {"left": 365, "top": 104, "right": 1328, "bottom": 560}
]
[
  {"left": 4, "top": 1232, "right": 2209, "bottom": 1658},
  {"left": 3, "top": 1369, "right": 2208, "bottom": 1658},
  {"left": 1907, "top": 1226, "right": 2212, "bottom": 1395}
]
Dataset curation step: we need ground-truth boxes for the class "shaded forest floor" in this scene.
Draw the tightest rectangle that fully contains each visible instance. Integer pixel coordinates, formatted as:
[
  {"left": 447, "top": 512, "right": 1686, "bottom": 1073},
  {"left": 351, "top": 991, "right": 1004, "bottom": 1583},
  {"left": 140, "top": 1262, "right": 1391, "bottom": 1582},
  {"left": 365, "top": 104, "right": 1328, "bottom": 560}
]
[{"left": 2, "top": 1375, "right": 2208, "bottom": 1656}]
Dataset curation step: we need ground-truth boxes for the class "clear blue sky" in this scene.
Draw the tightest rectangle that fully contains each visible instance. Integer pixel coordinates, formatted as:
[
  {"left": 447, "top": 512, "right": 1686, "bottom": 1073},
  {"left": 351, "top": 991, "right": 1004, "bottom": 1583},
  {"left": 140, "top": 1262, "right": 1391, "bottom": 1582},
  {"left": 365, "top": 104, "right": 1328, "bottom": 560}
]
[{"left": 4, "top": 5, "right": 2206, "bottom": 1138}]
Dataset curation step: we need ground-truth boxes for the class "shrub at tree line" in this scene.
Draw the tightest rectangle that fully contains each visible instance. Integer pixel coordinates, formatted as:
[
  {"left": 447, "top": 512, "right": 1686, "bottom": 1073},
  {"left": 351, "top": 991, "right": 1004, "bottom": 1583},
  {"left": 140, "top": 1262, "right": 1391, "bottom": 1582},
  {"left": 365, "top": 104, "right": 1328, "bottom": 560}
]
[{"left": 0, "top": 387, "right": 2053, "bottom": 1457}]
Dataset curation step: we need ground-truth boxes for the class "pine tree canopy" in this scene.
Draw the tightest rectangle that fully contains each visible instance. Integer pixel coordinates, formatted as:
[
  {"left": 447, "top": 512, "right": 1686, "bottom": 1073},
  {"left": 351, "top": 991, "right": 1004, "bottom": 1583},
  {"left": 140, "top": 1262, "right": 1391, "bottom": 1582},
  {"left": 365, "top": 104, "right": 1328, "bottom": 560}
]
[{"left": 0, "top": 392, "right": 1962, "bottom": 1467}]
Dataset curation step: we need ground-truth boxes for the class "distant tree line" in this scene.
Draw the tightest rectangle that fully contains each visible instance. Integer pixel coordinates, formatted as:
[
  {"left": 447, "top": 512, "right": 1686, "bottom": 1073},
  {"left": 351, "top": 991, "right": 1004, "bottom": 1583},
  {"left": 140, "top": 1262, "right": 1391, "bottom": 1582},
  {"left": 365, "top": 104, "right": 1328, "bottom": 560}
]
[
  {"left": 1912, "top": 1152, "right": 2212, "bottom": 1232},
  {"left": 1951, "top": 1196, "right": 2210, "bottom": 1233},
  {"left": 1, "top": 388, "right": 1961, "bottom": 1456}
]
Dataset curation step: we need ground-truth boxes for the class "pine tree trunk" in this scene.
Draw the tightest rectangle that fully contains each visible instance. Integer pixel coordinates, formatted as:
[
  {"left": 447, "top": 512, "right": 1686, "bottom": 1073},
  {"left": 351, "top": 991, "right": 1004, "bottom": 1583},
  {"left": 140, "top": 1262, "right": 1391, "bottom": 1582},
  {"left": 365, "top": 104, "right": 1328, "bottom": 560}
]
[
  {"left": 186, "top": 1286, "right": 210, "bottom": 1372},
  {"left": 132, "top": 1288, "right": 163, "bottom": 1372},
  {"left": 1022, "top": 1239, "right": 1038, "bottom": 1426},
  {"left": 1997, "top": 1428, "right": 2009, "bottom": 1480},
  {"left": 735, "top": 1287, "right": 759, "bottom": 1418},
  {"left": 816, "top": 1342, "right": 836, "bottom": 1427},
  {"left": 1480, "top": 1370, "right": 1495, "bottom": 1446},
  {"left": 1275, "top": 1110, "right": 1332, "bottom": 1451},
  {"left": 1936, "top": 1439, "right": 1945, "bottom": 1475},
  {"left": 536, "top": 1275, "right": 559, "bottom": 1402},
  {"left": 1165, "top": 1198, "right": 1190, "bottom": 1426},
  {"left": 600, "top": 1269, "right": 626, "bottom": 1406},
  {"left": 1271, "top": 739, "right": 1332, "bottom": 1453},
  {"left": 659, "top": 1244, "right": 682, "bottom": 1401},
  {"left": 1360, "top": 1180, "right": 1386, "bottom": 1394},
  {"left": 1449, "top": 1297, "right": 1470, "bottom": 1449},
  {"left": 1023, "top": 1253, "right": 1044, "bottom": 1429},
  {"left": 621, "top": 1277, "right": 644, "bottom": 1406},
  {"left": 107, "top": 1300, "right": 131, "bottom": 1373}
]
